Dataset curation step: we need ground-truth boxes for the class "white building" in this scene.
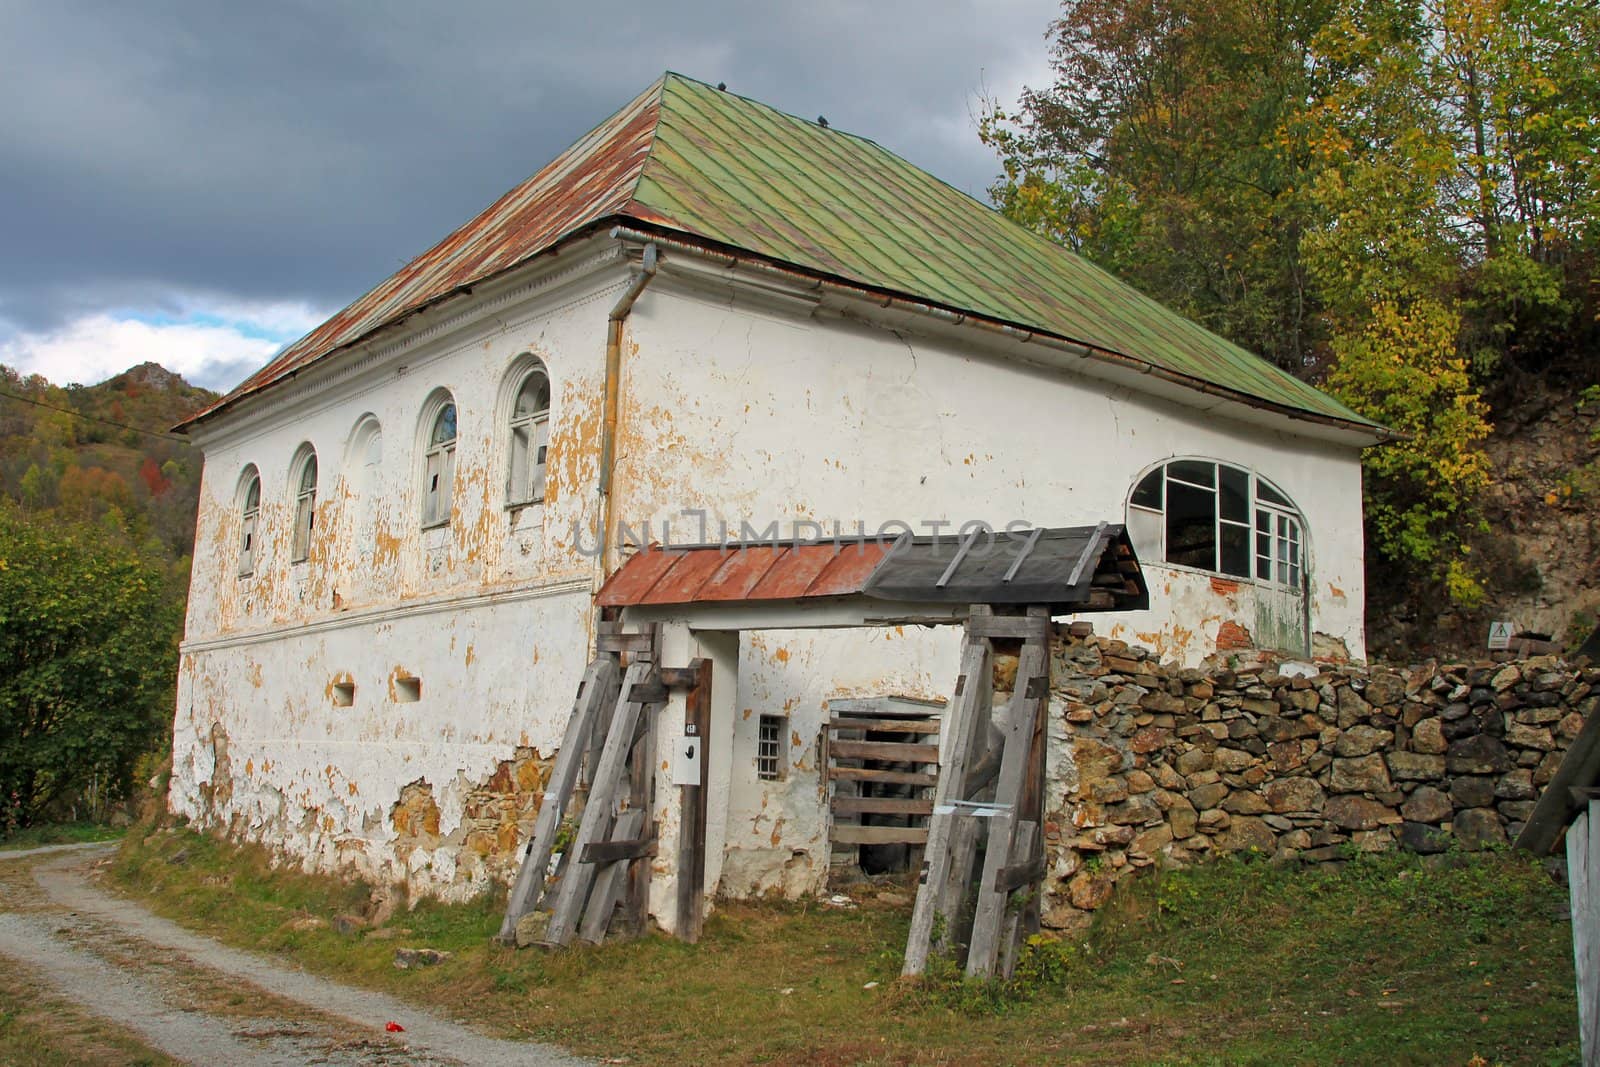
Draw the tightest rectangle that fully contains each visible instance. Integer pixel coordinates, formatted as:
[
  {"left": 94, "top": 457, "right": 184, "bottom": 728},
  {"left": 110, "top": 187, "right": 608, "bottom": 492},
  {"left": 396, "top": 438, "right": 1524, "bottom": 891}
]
[{"left": 170, "top": 74, "right": 1388, "bottom": 905}]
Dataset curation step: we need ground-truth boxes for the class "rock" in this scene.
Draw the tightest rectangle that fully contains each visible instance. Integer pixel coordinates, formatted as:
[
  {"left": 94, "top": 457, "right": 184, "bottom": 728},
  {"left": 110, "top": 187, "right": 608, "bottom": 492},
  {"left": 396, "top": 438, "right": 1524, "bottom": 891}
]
[
  {"left": 1125, "top": 769, "right": 1157, "bottom": 794},
  {"left": 1197, "top": 808, "right": 1231, "bottom": 832},
  {"left": 1109, "top": 794, "right": 1164, "bottom": 825},
  {"left": 1139, "top": 691, "right": 1186, "bottom": 714},
  {"left": 1450, "top": 776, "right": 1496, "bottom": 808},
  {"left": 1557, "top": 712, "right": 1585, "bottom": 741},
  {"left": 1400, "top": 821, "right": 1451, "bottom": 854},
  {"left": 1213, "top": 747, "right": 1255, "bottom": 773},
  {"left": 1074, "top": 739, "right": 1125, "bottom": 781},
  {"left": 1267, "top": 740, "right": 1306, "bottom": 772},
  {"left": 1330, "top": 754, "right": 1393, "bottom": 794},
  {"left": 514, "top": 911, "right": 552, "bottom": 949},
  {"left": 1068, "top": 872, "right": 1115, "bottom": 910},
  {"left": 1495, "top": 769, "right": 1535, "bottom": 800},
  {"left": 1222, "top": 791, "right": 1271, "bottom": 815},
  {"left": 1385, "top": 752, "right": 1446, "bottom": 781},
  {"left": 1365, "top": 673, "right": 1407, "bottom": 706},
  {"left": 1400, "top": 786, "right": 1453, "bottom": 824},
  {"left": 393, "top": 947, "right": 453, "bottom": 969},
  {"left": 1132, "top": 824, "right": 1174, "bottom": 858},
  {"left": 1168, "top": 797, "right": 1198, "bottom": 839},
  {"left": 1337, "top": 686, "right": 1372, "bottom": 725},
  {"left": 332, "top": 914, "right": 366, "bottom": 936},
  {"left": 1334, "top": 724, "right": 1394, "bottom": 757},
  {"left": 1453, "top": 808, "right": 1507, "bottom": 851},
  {"left": 1130, "top": 726, "right": 1171, "bottom": 753},
  {"left": 1187, "top": 782, "right": 1230, "bottom": 810},
  {"left": 1447, "top": 735, "right": 1512, "bottom": 775},
  {"left": 1088, "top": 778, "right": 1130, "bottom": 803},
  {"left": 1214, "top": 816, "right": 1277, "bottom": 854},
  {"left": 1176, "top": 748, "right": 1212, "bottom": 775},
  {"left": 1491, "top": 664, "right": 1522, "bottom": 692},
  {"left": 1324, "top": 795, "right": 1395, "bottom": 831},
  {"left": 1241, "top": 697, "right": 1279, "bottom": 716},
  {"left": 1410, "top": 718, "right": 1447, "bottom": 754},
  {"left": 1264, "top": 777, "right": 1325, "bottom": 813},
  {"left": 1504, "top": 723, "right": 1554, "bottom": 751}
]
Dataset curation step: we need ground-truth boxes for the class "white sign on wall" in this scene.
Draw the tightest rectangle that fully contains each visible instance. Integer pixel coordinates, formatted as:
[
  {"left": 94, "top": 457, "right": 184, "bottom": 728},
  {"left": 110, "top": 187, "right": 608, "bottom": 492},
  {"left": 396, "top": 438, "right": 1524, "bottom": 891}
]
[{"left": 1487, "top": 621, "right": 1516, "bottom": 650}]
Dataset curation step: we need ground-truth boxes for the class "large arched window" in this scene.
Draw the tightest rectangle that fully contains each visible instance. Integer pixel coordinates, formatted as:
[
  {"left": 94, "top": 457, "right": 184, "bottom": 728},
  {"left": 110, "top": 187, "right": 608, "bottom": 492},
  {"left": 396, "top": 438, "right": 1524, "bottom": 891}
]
[
  {"left": 506, "top": 361, "right": 550, "bottom": 506},
  {"left": 421, "top": 394, "right": 457, "bottom": 528},
  {"left": 1127, "top": 459, "right": 1304, "bottom": 588},
  {"left": 290, "top": 446, "right": 318, "bottom": 563},
  {"left": 237, "top": 466, "right": 261, "bottom": 576}
]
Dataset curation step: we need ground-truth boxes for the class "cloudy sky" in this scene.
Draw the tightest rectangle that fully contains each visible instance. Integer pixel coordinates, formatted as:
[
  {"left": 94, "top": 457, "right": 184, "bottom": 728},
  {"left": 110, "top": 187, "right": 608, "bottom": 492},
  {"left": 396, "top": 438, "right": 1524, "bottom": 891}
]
[{"left": 0, "top": 1, "right": 1058, "bottom": 394}]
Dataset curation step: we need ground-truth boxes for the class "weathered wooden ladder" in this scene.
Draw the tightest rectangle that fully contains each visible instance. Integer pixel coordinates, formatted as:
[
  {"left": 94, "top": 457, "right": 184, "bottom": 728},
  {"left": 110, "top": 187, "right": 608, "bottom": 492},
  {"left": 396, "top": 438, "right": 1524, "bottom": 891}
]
[
  {"left": 902, "top": 605, "right": 1051, "bottom": 980},
  {"left": 495, "top": 622, "right": 668, "bottom": 947}
]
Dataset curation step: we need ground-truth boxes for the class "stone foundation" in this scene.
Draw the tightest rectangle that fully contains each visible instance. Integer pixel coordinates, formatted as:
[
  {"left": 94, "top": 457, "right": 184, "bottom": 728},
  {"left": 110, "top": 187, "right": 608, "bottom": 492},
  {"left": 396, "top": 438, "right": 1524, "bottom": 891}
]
[{"left": 1039, "top": 632, "right": 1594, "bottom": 933}]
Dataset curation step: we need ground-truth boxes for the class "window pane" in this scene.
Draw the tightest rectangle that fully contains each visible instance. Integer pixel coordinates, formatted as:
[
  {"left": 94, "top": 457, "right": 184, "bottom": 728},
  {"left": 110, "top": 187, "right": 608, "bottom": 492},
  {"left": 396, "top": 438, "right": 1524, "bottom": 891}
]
[
  {"left": 514, "top": 373, "right": 549, "bottom": 418},
  {"left": 509, "top": 424, "right": 530, "bottom": 502},
  {"left": 1126, "top": 506, "right": 1162, "bottom": 563},
  {"left": 531, "top": 419, "right": 549, "bottom": 501},
  {"left": 1165, "top": 480, "right": 1216, "bottom": 569},
  {"left": 299, "top": 455, "right": 317, "bottom": 493},
  {"left": 424, "top": 451, "right": 442, "bottom": 524},
  {"left": 244, "top": 476, "right": 260, "bottom": 512},
  {"left": 1130, "top": 469, "right": 1162, "bottom": 509},
  {"left": 1169, "top": 459, "right": 1215, "bottom": 487},
  {"left": 1220, "top": 522, "right": 1250, "bottom": 576},
  {"left": 1218, "top": 466, "right": 1248, "bottom": 522},
  {"left": 432, "top": 403, "right": 457, "bottom": 446},
  {"left": 1257, "top": 479, "right": 1291, "bottom": 507}
]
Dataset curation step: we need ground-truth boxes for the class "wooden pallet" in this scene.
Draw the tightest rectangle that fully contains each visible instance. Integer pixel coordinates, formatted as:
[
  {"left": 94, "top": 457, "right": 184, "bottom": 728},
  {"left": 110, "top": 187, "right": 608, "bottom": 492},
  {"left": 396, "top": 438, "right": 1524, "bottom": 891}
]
[
  {"left": 826, "top": 697, "right": 943, "bottom": 863},
  {"left": 902, "top": 605, "right": 1051, "bottom": 980}
]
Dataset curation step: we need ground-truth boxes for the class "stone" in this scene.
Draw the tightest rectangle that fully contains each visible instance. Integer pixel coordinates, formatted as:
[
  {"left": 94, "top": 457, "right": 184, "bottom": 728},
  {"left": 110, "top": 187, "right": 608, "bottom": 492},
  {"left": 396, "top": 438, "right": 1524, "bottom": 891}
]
[
  {"left": 1222, "top": 791, "right": 1271, "bottom": 815},
  {"left": 1490, "top": 664, "right": 1522, "bottom": 692},
  {"left": 1446, "top": 735, "right": 1511, "bottom": 775},
  {"left": 1503, "top": 723, "right": 1554, "bottom": 750},
  {"left": 1125, "top": 769, "right": 1157, "bottom": 793},
  {"left": 1557, "top": 712, "right": 1585, "bottom": 741},
  {"left": 1264, "top": 777, "right": 1325, "bottom": 813},
  {"left": 1337, "top": 685, "right": 1372, "bottom": 725},
  {"left": 1399, "top": 821, "right": 1451, "bottom": 854},
  {"left": 1410, "top": 718, "right": 1447, "bottom": 754},
  {"left": 1499, "top": 799, "right": 1536, "bottom": 821},
  {"left": 1324, "top": 795, "right": 1394, "bottom": 831},
  {"left": 1535, "top": 751, "right": 1563, "bottom": 786},
  {"left": 1132, "top": 823, "right": 1174, "bottom": 858},
  {"left": 1168, "top": 797, "right": 1198, "bottom": 839},
  {"left": 1241, "top": 697, "right": 1279, "bottom": 716},
  {"left": 1334, "top": 724, "right": 1393, "bottom": 757},
  {"left": 393, "top": 947, "right": 453, "bottom": 969},
  {"left": 1109, "top": 794, "right": 1163, "bottom": 825},
  {"left": 1187, "top": 782, "right": 1230, "bottom": 810},
  {"left": 1452, "top": 808, "right": 1507, "bottom": 851},
  {"left": 1259, "top": 715, "right": 1318, "bottom": 742},
  {"left": 1131, "top": 726, "right": 1171, "bottom": 753},
  {"left": 1198, "top": 808, "right": 1231, "bottom": 832},
  {"left": 1385, "top": 751, "right": 1446, "bottom": 781},
  {"left": 1074, "top": 738, "right": 1125, "bottom": 781},
  {"left": 331, "top": 914, "right": 366, "bottom": 936},
  {"left": 1068, "top": 872, "right": 1115, "bottom": 910},
  {"left": 1450, "top": 776, "right": 1496, "bottom": 808},
  {"left": 1140, "top": 690, "right": 1187, "bottom": 714},
  {"left": 1088, "top": 778, "right": 1130, "bottom": 803},
  {"left": 1365, "top": 673, "right": 1407, "bottom": 706},
  {"left": 1267, "top": 740, "right": 1305, "bottom": 772},
  {"left": 1494, "top": 769, "right": 1534, "bottom": 800},
  {"left": 1214, "top": 816, "right": 1277, "bottom": 854},
  {"left": 1213, "top": 747, "right": 1255, "bottom": 773},
  {"left": 1331, "top": 754, "right": 1393, "bottom": 794},
  {"left": 1399, "top": 786, "right": 1452, "bottom": 824},
  {"left": 514, "top": 911, "right": 551, "bottom": 948}
]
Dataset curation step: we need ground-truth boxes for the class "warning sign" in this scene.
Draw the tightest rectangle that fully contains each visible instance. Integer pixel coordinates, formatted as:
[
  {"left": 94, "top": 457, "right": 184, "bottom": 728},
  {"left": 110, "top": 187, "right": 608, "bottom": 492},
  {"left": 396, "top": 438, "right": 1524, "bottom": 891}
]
[{"left": 1487, "top": 621, "right": 1515, "bottom": 650}]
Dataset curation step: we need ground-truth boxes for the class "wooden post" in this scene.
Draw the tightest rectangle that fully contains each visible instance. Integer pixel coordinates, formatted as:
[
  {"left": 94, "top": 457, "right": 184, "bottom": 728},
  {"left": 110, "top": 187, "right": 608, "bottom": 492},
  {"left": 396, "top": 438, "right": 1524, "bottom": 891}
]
[
  {"left": 676, "top": 658, "right": 711, "bottom": 942},
  {"left": 1568, "top": 800, "right": 1600, "bottom": 1066}
]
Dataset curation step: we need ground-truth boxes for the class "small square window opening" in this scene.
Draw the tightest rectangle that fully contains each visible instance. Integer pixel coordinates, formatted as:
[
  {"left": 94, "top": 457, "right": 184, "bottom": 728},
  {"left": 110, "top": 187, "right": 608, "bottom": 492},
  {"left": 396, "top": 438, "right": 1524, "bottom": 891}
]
[
  {"left": 756, "top": 715, "right": 785, "bottom": 781},
  {"left": 331, "top": 681, "right": 355, "bottom": 707},
  {"left": 394, "top": 676, "right": 422, "bottom": 703}
]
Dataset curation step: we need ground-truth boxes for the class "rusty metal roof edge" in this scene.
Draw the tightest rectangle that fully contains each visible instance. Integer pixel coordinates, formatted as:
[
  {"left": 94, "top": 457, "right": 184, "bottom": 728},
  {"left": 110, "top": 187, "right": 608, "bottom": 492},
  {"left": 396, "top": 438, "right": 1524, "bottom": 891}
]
[
  {"left": 605, "top": 222, "right": 1395, "bottom": 446},
  {"left": 173, "top": 219, "right": 635, "bottom": 435}
]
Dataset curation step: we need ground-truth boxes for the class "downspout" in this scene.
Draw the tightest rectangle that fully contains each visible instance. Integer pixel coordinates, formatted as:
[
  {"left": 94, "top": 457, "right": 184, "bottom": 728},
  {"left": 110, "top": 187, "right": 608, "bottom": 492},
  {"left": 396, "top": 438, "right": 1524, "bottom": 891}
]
[{"left": 597, "top": 240, "right": 659, "bottom": 577}]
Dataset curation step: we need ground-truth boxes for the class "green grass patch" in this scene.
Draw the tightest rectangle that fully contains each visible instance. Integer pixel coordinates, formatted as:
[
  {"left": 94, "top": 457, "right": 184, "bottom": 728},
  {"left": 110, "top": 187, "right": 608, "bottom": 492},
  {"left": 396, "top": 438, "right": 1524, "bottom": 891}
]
[
  {"left": 108, "top": 824, "right": 1580, "bottom": 1065},
  {"left": 0, "top": 822, "right": 124, "bottom": 851}
]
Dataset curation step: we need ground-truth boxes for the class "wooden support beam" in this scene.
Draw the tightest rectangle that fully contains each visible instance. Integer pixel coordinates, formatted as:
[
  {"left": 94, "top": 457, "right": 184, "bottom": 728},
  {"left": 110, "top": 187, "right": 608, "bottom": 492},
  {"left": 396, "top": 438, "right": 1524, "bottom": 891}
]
[
  {"left": 495, "top": 655, "right": 620, "bottom": 944},
  {"left": 1569, "top": 800, "right": 1600, "bottom": 1066},
  {"left": 577, "top": 808, "right": 644, "bottom": 945},
  {"left": 827, "top": 716, "right": 941, "bottom": 735},
  {"left": 963, "top": 615, "right": 1053, "bottom": 640},
  {"left": 828, "top": 766, "right": 939, "bottom": 787},
  {"left": 675, "top": 658, "right": 712, "bottom": 943},
  {"left": 580, "top": 833, "right": 658, "bottom": 864}
]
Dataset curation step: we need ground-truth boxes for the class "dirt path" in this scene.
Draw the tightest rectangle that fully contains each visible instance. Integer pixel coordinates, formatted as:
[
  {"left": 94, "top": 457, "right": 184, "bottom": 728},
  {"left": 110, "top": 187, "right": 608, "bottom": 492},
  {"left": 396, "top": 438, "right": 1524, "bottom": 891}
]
[{"left": 0, "top": 843, "right": 587, "bottom": 1066}]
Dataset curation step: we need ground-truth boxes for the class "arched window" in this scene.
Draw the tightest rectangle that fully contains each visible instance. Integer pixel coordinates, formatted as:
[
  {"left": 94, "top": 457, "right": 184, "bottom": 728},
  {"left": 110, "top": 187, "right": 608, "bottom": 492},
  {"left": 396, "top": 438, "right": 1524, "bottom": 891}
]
[
  {"left": 1127, "top": 459, "right": 1304, "bottom": 588},
  {"left": 421, "top": 396, "right": 457, "bottom": 528},
  {"left": 290, "top": 447, "right": 318, "bottom": 563},
  {"left": 237, "top": 466, "right": 261, "bottom": 576},
  {"left": 506, "top": 362, "right": 550, "bottom": 506}
]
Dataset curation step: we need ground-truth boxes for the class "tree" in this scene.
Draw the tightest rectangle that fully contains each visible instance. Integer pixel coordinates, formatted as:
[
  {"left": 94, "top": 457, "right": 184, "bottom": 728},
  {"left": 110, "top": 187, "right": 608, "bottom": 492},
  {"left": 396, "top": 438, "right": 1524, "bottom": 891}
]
[{"left": 0, "top": 505, "right": 181, "bottom": 831}]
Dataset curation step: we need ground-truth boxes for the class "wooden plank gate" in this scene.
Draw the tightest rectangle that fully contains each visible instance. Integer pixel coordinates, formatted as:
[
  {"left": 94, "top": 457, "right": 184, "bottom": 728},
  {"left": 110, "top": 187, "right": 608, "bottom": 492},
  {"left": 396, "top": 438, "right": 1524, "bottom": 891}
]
[
  {"left": 497, "top": 621, "right": 711, "bottom": 947},
  {"left": 902, "top": 605, "right": 1051, "bottom": 980}
]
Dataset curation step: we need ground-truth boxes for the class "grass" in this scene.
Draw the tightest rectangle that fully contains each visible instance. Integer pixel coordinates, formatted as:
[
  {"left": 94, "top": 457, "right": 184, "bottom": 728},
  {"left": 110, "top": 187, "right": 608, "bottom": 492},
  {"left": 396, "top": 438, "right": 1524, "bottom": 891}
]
[
  {"left": 0, "top": 823, "right": 124, "bottom": 851},
  {"left": 106, "top": 824, "right": 1580, "bottom": 1065}
]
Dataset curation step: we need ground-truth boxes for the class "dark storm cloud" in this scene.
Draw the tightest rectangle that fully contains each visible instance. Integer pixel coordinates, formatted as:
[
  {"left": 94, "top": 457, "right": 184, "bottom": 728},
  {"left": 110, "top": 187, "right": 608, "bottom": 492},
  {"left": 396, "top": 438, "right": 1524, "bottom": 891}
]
[{"left": 0, "top": 0, "right": 1054, "bottom": 339}]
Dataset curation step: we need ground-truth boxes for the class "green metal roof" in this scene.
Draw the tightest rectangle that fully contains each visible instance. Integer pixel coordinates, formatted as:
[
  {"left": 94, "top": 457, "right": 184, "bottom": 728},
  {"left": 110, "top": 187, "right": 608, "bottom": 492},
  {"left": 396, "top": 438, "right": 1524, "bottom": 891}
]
[
  {"left": 634, "top": 74, "right": 1375, "bottom": 430},
  {"left": 186, "top": 73, "right": 1380, "bottom": 434}
]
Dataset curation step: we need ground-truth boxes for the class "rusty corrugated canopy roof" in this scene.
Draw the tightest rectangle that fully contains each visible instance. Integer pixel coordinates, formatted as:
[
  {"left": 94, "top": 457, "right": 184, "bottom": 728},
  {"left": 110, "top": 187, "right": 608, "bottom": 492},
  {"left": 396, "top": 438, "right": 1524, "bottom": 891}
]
[{"left": 183, "top": 73, "right": 1378, "bottom": 432}]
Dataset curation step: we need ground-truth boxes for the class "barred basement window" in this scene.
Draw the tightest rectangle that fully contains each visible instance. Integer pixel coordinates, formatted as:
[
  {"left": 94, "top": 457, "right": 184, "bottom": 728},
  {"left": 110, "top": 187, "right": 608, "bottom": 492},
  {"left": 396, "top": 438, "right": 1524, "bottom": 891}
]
[{"left": 756, "top": 715, "right": 785, "bottom": 781}]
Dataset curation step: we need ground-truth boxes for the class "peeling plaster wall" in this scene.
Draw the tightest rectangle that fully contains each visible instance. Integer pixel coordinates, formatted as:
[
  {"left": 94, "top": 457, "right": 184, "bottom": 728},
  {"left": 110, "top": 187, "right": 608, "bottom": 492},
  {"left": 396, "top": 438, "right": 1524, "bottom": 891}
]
[
  {"left": 172, "top": 245, "right": 628, "bottom": 897},
  {"left": 609, "top": 276, "right": 1367, "bottom": 667}
]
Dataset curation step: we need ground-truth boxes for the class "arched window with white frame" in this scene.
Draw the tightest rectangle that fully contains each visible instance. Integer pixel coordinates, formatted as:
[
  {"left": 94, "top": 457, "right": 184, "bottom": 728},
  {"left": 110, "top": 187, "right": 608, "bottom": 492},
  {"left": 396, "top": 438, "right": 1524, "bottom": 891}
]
[
  {"left": 420, "top": 392, "right": 457, "bottom": 528},
  {"left": 505, "top": 360, "right": 550, "bottom": 506},
  {"left": 1126, "top": 459, "right": 1304, "bottom": 589},
  {"left": 289, "top": 446, "right": 318, "bottom": 563},
  {"left": 237, "top": 465, "right": 261, "bottom": 576}
]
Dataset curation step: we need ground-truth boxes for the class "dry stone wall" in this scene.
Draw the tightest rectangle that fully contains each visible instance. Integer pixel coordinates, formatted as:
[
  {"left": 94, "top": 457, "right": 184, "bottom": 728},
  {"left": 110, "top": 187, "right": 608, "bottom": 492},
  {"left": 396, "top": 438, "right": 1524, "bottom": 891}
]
[{"left": 1038, "top": 632, "right": 1596, "bottom": 933}]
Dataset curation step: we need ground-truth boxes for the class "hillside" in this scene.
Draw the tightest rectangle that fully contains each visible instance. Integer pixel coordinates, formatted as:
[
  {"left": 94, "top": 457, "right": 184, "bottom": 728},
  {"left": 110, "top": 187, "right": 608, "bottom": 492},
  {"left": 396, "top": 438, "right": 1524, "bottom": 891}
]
[{"left": 0, "top": 362, "right": 216, "bottom": 561}]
